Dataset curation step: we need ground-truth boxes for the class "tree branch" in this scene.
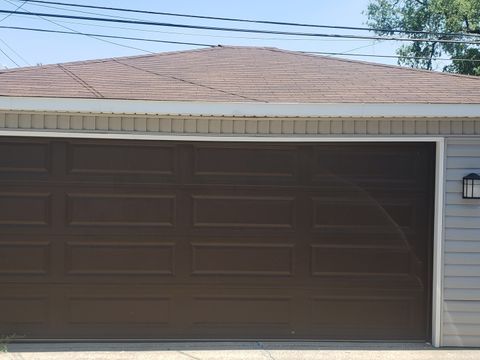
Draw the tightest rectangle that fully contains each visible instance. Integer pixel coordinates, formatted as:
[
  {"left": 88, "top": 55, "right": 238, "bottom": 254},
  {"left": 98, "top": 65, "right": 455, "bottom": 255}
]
[{"left": 465, "top": 16, "right": 470, "bottom": 31}]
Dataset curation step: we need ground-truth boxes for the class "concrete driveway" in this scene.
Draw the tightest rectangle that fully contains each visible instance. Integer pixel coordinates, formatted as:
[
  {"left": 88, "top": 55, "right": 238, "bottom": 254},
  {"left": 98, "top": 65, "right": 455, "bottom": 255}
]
[{"left": 2, "top": 342, "right": 480, "bottom": 360}]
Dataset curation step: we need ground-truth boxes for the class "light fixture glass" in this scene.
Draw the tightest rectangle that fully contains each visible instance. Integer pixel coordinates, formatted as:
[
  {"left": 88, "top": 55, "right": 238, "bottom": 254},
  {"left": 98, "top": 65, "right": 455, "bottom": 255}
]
[{"left": 463, "top": 173, "right": 480, "bottom": 199}]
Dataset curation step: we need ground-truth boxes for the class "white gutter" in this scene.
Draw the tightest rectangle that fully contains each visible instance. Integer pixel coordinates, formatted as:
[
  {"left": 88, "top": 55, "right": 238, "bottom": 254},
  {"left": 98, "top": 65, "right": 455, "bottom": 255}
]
[{"left": 0, "top": 96, "right": 480, "bottom": 118}]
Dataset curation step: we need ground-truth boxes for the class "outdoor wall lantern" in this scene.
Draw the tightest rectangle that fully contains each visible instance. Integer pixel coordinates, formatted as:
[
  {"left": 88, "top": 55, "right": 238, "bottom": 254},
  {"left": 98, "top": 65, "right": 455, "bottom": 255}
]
[{"left": 463, "top": 173, "right": 480, "bottom": 199}]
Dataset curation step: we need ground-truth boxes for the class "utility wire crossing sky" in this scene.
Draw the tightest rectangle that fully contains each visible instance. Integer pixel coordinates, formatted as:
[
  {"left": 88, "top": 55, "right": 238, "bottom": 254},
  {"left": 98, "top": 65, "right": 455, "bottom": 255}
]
[{"left": 0, "top": 0, "right": 477, "bottom": 69}]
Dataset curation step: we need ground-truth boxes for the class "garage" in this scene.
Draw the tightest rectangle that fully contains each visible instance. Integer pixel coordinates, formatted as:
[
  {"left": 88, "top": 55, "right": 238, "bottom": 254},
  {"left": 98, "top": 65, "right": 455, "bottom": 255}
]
[{"left": 0, "top": 137, "right": 434, "bottom": 340}]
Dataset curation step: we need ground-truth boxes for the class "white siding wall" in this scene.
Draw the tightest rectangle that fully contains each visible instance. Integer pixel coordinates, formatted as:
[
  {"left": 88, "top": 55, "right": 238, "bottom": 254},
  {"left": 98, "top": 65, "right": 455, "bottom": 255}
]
[{"left": 443, "top": 138, "right": 480, "bottom": 347}]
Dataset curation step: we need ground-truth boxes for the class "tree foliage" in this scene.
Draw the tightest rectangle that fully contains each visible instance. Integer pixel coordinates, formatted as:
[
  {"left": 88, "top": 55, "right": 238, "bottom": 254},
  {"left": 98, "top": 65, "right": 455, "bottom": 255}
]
[{"left": 366, "top": 0, "right": 480, "bottom": 74}]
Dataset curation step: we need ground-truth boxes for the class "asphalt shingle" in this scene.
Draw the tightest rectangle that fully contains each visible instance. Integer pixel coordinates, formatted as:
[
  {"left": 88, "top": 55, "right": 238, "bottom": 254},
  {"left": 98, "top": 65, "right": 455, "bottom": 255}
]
[{"left": 1, "top": 46, "right": 480, "bottom": 103}]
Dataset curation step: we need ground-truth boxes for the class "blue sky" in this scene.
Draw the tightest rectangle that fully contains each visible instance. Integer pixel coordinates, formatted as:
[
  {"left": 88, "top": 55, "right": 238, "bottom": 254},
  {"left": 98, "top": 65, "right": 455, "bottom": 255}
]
[{"left": 0, "top": 0, "right": 407, "bottom": 68}]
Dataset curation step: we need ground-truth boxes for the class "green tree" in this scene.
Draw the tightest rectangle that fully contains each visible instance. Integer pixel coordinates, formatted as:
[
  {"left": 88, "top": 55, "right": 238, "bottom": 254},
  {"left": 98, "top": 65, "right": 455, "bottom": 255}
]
[{"left": 365, "top": 0, "right": 480, "bottom": 75}]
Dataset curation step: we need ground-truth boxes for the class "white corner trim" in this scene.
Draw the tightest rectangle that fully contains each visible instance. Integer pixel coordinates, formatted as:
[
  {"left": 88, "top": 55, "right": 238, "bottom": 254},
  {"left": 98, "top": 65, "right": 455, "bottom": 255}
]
[
  {"left": 1, "top": 96, "right": 480, "bottom": 117},
  {"left": 432, "top": 138, "right": 446, "bottom": 348}
]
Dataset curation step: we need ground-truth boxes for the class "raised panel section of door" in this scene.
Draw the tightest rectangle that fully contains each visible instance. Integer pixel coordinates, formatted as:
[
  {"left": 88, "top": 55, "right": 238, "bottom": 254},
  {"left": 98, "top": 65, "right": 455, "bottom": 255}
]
[
  {"left": 311, "top": 245, "right": 411, "bottom": 277},
  {"left": 310, "top": 144, "right": 422, "bottom": 187},
  {"left": 192, "top": 243, "right": 294, "bottom": 276},
  {"left": 0, "top": 193, "right": 51, "bottom": 226},
  {"left": 67, "top": 142, "right": 176, "bottom": 181},
  {"left": 0, "top": 141, "right": 50, "bottom": 175},
  {"left": 66, "top": 193, "right": 176, "bottom": 227},
  {"left": 191, "top": 296, "right": 292, "bottom": 327},
  {"left": 66, "top": 241, "right": 175, "bottom": 276},
  {"left": 191, "top": 144, "right": 297, "bottom": 184},
  {"left": 0, "top": 296, "right": 49, "bottom": 324},
  {"left": 0, "top": 242, "right": 50, "bottom": 275},
  {"left": 192, "top": 195, "right": 295, "bottom": 229},
  {"left": 68, "top": 296, "right": 171, "bottom": 325}
]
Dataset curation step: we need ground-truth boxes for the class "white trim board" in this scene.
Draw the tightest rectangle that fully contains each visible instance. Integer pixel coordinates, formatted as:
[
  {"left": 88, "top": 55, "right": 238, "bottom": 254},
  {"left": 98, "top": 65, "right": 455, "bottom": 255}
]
[
  {"left": 0, "top": 130, "right": 446, "bottom": 347},
  {"left": 0, "top": 130, "right": 446, "bottom": 143},
  {"left": 433, "top": 138, "right": 446, "bottom": 347},
  {"left": 1, "top": 96, "right": 480, "bottom": 117}
]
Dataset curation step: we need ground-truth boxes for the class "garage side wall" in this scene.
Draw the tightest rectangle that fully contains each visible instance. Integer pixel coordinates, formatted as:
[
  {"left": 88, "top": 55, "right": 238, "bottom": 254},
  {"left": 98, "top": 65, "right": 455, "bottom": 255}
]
[{"left": 443, "top": 138, "right": 480, "bottom": 347}]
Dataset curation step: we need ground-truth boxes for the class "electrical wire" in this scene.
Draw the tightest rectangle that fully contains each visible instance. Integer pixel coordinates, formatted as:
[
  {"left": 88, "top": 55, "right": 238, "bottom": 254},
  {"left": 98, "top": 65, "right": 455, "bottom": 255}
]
[
  {"left": 4, "top": 24, "right": 480, "bottom": 64},
  {"left": 18, "top": 0, "right": 480, "bottom": 39},
  {"left": 0, "top": 0, "right": 25, "bottom": 22},
  {"left": 3, "top": 0, "right": 155, "bottom": 53},
  {"left": 0, "top": 45, "right": 19, "bottom": 66},
  {"left": 16, "top": 14, "right": 364, "bottom": 42},
  {"left": 0, "top": 1, "right": 28, "bottom": 66},
  {"left": 0, "top": 36, "right": 29, "bottom": 65},
  {"left": 307, "top": 51, "right": 480, "bottom": 62},
  {"left": 0, "top": 25, "right": 215, "bottom": 47},
  {"left": 2, "top": 9, "right": 480, "bottom": 45}
]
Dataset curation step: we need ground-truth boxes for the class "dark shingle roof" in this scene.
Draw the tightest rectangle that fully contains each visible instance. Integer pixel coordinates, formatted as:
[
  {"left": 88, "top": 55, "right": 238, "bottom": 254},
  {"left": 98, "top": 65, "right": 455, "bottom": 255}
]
[{"left": 1, "top": 46, "right": 480, "bottom": 103}]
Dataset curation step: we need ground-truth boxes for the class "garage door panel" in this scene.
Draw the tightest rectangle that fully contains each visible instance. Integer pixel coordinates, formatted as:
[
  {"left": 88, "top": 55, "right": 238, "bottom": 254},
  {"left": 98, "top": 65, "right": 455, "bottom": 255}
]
[
  {"left": 311, "top": 197, "right": 416, "bottom": 229},
  {"left": 65, "top": 241, "right": 175, "bottom": 276},
  {"left": 66, "top": 141, "right": 177, "bottom": 182},
  {"left": 310, "top": 296, "right": 414, "bottom": 327},
  {"left": 0, "top": 296, "right": 49, "bottom": 325},
  {"left": 0, "top": 241, "right": 50, "bottom": 276},
  {"left": 307, "top": 231, "right": 417, "bottom": 248},
  {"left": 68, "top": 296, "right": 171, "bottom": 325},
  {"left": 66, "top": 193, "right": 176, "bottom": 228},
  {"left": 310, "top": 245, "right": 412, "bottom": 277},
  {"left": 0, "top": 192, "right": 51, "bottom": 226},
  {"left": 190, "top": 144, "right": 299, "bottom": 184},
  {"left": 190, "top": 296, "right": 292, "bottom": 327},
  {"left": 192, "top": 195, "right": 296, "bottom": 229},
  {"left": 191, "top": 243, "right": 294, "bottom": 276},
  {"left": 0, "top": 140, "right": 51, "bottom": 176},
  {"left": 308, "top": 293, "right": 425, "bottom": 340},
  {"left": 309, "top": 144, "right": 428, "bottom": 187}
]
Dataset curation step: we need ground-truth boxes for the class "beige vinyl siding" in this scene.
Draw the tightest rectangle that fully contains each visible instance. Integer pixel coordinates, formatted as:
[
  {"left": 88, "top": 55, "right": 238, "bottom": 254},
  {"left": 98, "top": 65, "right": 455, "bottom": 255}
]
[
  {"left": 443, "top": 138, "right": 480, "bottom": 347},
  {"left": 1, "top": 111, "right": 480, "bottom": 136}
]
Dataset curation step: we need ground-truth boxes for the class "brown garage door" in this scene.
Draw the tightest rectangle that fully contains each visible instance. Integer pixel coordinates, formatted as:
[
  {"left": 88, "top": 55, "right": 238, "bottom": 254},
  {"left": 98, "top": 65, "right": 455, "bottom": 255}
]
[{"left": 0, "top": 137, "right": 434, "bottom": 341}]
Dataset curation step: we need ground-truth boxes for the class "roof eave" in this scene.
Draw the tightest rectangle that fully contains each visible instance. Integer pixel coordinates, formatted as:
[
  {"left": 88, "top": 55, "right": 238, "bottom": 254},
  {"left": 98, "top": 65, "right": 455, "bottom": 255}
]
[{"left": 0, "top": 96, "right": 479, "bottom": 118}]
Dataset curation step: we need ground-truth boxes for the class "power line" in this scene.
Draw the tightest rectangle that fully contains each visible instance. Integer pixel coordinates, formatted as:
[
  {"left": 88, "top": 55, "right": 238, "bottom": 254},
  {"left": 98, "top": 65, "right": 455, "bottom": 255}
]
[
  {"left": 5, "top": 24, "right": 480, "bottom": 64},
  {"left": 19, "top": 0, "right": 150, "bottom": 22},
  {"left": 0, "top": 36, "right": 29, "bottom": 65},
  {"left": 0, "top": 44, "right": 19, "bottom": 66},
  {"left": 18, "top": 0, "right": 480, "bottom": 39},
  {"left": 2, "top": 9, "right": 480, "bottom": 45},
  {"left": 0, "top": 0, "right": 23, "bottom": 67},
  {"left": 14, "top": 0, "right": 367, "bottom": 43},
  {"left": 3, "top": 0, "right": 154, "bottom": 54},
  {"left": 0, "top": 1, "right": 26, "bottom": 67},
  {"left": 307, "top": 51, "right": 480, "bottom": 62},
  {"left": 0, "top": 25, "right": 215, "bottom": 47},
  {"left": 0, "top": 0, "right": 25, "bottom": 22},
  {"left": 14, "top": 13, "right": 363, "bottom": 42},
  {"left": 342, "top": 41, "right": 381, "bottom": 54}
]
